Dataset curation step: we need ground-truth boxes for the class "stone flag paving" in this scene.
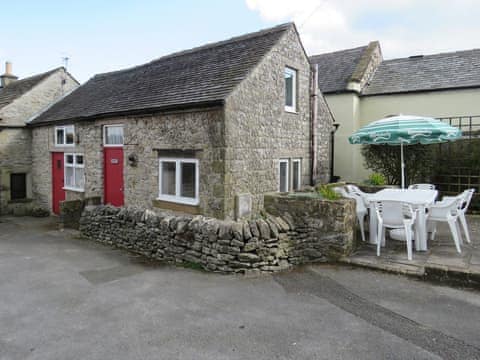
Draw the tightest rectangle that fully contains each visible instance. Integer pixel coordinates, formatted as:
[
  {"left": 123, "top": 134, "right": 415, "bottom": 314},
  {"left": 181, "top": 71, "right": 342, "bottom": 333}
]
[{"left": 342, "top": 215, "right": 480, "bottom": 287}]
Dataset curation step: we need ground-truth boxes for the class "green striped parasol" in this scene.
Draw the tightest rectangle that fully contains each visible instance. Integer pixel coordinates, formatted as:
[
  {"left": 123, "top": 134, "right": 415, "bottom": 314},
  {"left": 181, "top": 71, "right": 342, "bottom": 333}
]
[{"left": 348, "top": 115, "right": 462, "bottom": 188}]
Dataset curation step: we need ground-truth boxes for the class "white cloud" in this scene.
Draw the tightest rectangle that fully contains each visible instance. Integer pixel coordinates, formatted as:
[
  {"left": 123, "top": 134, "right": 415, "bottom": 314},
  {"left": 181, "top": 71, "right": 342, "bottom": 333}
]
[{"left": 246, "top": 0, "right": 480, "bottom": 58}]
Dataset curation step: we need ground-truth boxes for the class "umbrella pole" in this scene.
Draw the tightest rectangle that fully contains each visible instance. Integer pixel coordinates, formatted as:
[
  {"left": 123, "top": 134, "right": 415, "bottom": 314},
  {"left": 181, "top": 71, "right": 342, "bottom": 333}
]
[{"left": 401, "top": 142, "right": 405, "bottom": 189}]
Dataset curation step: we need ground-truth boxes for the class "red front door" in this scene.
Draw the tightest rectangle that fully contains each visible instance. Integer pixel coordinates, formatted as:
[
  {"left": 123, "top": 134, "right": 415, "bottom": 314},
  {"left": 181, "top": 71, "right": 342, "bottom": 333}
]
[
  {"left": 104, "top": 147, "right": 124, "bottom": 207},
  {"left": 52, "top": 152, "right": 65, "bottom": 215}
]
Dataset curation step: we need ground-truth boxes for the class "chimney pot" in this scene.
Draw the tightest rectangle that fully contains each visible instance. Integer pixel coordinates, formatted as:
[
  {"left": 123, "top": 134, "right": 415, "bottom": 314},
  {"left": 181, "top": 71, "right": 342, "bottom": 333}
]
[
  {"left": 1, "top": 61, "right": 18, "bottom": 87},
  {"left": 5, "top": 61, "right": 12, "bottom": 75}
]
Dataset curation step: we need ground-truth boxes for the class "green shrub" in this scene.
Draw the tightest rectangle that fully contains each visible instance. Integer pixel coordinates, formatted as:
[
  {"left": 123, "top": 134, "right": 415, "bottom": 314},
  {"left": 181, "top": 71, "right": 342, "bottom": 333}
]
[
  {"left": 366, "top": 173, "right": 386, "bottom": 186},
  {"left": 361, "top": 144, "right": 434, "bottom": 185},
  {"left": 317, "top": 185, "right": 341, "bottom": 200}
]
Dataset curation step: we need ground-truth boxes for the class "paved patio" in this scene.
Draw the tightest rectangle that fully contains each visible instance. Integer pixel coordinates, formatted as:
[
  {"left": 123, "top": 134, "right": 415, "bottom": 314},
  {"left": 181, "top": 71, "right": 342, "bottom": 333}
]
[{"left": 341, "top": 215, "right": 480, "bottom": 287}]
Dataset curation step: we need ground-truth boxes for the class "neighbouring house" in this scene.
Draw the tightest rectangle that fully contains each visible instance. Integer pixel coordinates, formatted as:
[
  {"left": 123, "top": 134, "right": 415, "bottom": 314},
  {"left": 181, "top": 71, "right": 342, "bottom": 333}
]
[
  {"left": 0, "top": 63, "right": 78, "bottom": 215},
  {"left": 311, "top": 42, "right": 480, "bottom": 183},
  {"left": 29, "top": 23, "right": 334, "bottom": 220}
]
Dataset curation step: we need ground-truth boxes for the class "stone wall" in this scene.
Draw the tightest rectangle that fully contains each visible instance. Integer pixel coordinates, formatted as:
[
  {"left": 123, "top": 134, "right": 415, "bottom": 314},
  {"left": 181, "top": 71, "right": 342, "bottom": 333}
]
[
  {"left": 0, "top": 128, "right": 32, "bottom": 214},
  {"left": 79, "top": 195, "right": 355, "bottom": 273},
  {"left": 264, "top": 193, "right": 356, "bottom": 259}
]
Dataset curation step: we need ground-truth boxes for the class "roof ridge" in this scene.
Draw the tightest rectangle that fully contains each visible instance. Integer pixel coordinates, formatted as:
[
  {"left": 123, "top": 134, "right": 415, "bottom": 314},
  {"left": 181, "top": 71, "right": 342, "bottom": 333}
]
[
  {"left": 94, "top": 22, "right": 294, "bottom": 79},
  {"left": 8, "top": 67, "right": 63, "bottom": 84},
  {"left": 383, "top": 47, "right": 480, "bottom": 63},
  {"left": 310, "top": 44, "right": 369, "bottom": 59}
]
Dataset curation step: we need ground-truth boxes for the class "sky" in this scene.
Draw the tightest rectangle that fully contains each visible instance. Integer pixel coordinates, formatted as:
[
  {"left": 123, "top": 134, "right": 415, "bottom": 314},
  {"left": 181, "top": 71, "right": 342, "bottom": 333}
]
[{"left": 2, "top": 0, "right": 480, "bottom": 83}]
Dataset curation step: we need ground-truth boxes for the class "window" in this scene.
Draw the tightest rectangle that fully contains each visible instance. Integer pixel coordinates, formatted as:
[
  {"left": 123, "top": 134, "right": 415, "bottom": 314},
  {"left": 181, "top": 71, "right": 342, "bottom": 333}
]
[
  {"left": 284, "top": 67, "right": 297, "bottom": 112},
  {"left": 10, "top": 173, "right": 27, "bottom": 200},
  {"left": 55, "top": 125, "right": 75, "bottom": 146},
  {"left": 279, "top": 159, "right": 289, "bottom": 192},
  {"left": 104, "top": 125, "right": 124, "bottom": 146},
  {"left": 292, "top": 159, "right": 301, "bottom": 191},
  {"left": 64, "top": 153, "right": 85, "bottom": 191},
  {"left": 158, "top": 158, "right": 199, "bottom": 205}
]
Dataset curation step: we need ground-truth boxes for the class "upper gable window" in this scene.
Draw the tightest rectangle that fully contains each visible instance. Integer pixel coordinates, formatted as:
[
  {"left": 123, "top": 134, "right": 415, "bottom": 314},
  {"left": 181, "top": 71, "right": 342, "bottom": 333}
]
[
  {"left": 55, "top": 125, "right": 75, "bottom": 146},
  {"left": 104, "top": 125, "right": 124, "bottom": 146},
  {"left": 284, "top": 67, "right": 297, "bottom": 112}
]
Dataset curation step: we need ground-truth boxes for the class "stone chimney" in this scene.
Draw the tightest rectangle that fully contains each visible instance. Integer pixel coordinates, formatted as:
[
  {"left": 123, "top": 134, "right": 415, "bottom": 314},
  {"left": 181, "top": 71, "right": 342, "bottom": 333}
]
[{"left": 0, "top": 61, "right": 19, "bottom": 87}]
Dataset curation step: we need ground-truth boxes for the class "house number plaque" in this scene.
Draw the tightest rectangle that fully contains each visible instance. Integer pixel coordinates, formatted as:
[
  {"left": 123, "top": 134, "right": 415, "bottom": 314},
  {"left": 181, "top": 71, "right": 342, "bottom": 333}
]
[{"left": 111, "top": 159, "right": 119, "bottom": 164}]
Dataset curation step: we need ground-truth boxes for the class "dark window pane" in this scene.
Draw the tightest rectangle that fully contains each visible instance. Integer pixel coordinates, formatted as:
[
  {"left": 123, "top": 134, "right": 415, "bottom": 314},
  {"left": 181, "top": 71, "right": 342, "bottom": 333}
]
[
  {"left": 10, "top": 173, "right": 26, "bottom": 200},
  {"left": 293, "top": 161, "right": 300, "bottom": 190},
  {"left": 65, "top": 131, "right": 74, "bottom": 144},
  {"left": 279, "top": 161, "right": 288, "bottom": 192},
  {"left": 161, "top": 162, "right": 176, "bottom": 196},
  {"left": 66, "top": 154, "right": 74, "bottom": 164},
  {"left": 76, "top": 155, "right": 84, "bottom": 165},
  {"left": 285, "top": 74, "right": 293, "bottom": 107},
  {"left": 56, "top": 129, "right": 65, "bottom": 144},
  {"left": 181, "top": 162, "right": 196, "bottom": 198}
]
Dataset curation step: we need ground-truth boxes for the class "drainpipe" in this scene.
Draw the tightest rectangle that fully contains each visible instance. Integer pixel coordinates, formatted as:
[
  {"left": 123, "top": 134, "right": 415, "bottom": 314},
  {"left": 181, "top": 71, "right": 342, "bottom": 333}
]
[
  {"left": 330, "top": 123, "right": 340, "bottom": 182},
  {"left": 310, "top": 64, "right": 319, "bottom": 185}
]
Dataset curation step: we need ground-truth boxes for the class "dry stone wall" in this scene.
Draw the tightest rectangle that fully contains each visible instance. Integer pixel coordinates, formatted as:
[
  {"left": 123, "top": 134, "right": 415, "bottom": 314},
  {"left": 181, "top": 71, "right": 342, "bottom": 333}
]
[{"left": 79, "top": 194, "right": 355, "bottom": 274}]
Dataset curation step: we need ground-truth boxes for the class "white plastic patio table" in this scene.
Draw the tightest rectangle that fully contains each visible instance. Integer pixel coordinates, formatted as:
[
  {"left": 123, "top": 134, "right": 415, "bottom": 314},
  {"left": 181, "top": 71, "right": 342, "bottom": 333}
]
[{"left": 366, "top": 189, "right": 438, "bottom": 251}]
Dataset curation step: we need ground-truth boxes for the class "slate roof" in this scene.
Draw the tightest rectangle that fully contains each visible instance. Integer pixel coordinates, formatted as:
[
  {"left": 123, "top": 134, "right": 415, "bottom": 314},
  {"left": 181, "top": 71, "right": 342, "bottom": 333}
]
[
  {"left": 363, "top": 48, "right": 480, "bottom": 95},
  {"left": 31, "top": 23, "right": 294, "bottom": 125},
  {"left": 0, "top": 68, "right": 61, "bottom": 110},
  {"left": 310, "top": 45, "right": 368, "bottom": 93}
]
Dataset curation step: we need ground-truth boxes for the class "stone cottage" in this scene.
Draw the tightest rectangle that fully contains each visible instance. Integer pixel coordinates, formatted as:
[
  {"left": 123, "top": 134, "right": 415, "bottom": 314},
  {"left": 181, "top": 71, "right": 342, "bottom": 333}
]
[
  {"left": 0, "top": 63, "right": 78, "bottom": 215},
  {"left": 29, "top": 23, "right": 334, "bottom": 220}
]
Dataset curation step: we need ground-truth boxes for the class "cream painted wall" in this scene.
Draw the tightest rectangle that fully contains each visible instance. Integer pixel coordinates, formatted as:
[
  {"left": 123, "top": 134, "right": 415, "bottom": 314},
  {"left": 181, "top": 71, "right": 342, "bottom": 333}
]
[
  {"left": 327, "top": 88, "right": 480, "bottom": 183},
  {"left": 325, "top": 93, "right": 361, "bottom": 182}
]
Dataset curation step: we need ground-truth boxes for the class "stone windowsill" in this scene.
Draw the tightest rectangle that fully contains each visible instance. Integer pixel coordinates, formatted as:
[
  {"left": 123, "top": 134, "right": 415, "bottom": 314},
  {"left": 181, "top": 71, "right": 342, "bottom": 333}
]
[
  {"left": 8, "top": 198, "right": 33, "bottom": 204},
  {"left": 63, "top": 187, "right": 85, "bottom": 193},
  {"left": 152, "top": 199, "right": 201, "bottom": 215}
]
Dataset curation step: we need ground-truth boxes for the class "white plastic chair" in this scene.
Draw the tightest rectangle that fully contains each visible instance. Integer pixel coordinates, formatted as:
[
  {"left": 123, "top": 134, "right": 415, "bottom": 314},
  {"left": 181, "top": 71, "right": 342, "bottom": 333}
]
[
  {"left": 408, "top": 183, "right": 436, "bottom": 190},
  {"left": 345, "top": 184, "right": 370, "bottom": 207},
  {"left": 374, "top": 201, "right": 417, "bottom": 260},
  {"left": 427, "top": 196, "right": 464, "bottom": 253},
  {"left": 441, "top": 189, "right": 475, "bottom": 244},
  {"left": 334, "top": 187, "right": 367, "bottom": 242}
]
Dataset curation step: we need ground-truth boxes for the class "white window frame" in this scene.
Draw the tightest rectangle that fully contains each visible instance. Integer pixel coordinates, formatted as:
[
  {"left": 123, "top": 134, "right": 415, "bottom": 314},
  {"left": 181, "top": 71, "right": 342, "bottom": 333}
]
[
  {"left": 279, "top": 159, "right": 289, "bottom": 192},
  {"left": 63, "top": 153, "right": 85, "bottom": 192},
  {"left": 54, "top": 125, "right": 75, "bottom": 147},
  {"left": 158, "top": 158, "right": 199, "bottom": 206},
  {"left": 103, "top": 124, "right": 124, "bottom": 147},
  {"left": 284, "top": 67, "right": 297, "bottom": 113},
  {"left": 292, "top": 158, "right": 302, "bottom": 191}
]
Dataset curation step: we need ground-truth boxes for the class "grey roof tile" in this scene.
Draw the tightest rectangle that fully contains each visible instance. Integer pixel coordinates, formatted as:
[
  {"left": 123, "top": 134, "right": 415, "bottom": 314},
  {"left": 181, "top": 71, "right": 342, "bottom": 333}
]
[
  {"left": 363, "top": 48, "right": 480, "bottom": 95},
  {"left": 30, "top": 23, "right": 293, "bottom": 125},
  {"left": 0, "top": 68, "right": 61, "bottom": 110},
  {"left": 310, "top": 45, "right": 368, "bottom": 93}
]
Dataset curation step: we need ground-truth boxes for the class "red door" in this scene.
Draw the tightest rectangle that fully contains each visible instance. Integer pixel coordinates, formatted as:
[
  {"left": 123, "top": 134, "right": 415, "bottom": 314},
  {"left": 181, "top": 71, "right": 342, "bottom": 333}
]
[
  {"left": 104, "top": 148, "right": 124, "bottom": 206},
  {"left": 52, "top": 152, "right": 65, "bottom": 215}
]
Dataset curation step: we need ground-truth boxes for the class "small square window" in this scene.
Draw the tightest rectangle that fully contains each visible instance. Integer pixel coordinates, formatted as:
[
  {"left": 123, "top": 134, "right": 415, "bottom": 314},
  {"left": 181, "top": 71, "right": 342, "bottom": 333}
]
[
  {"left": 104, "top": 125, "right": 124, "bottom": 146},
  {"left": 55, "top": 125, "right": 75, "bottom": 146},
  {"left": 159, "top": 158, "right": 199, "bottom": 205},
  {"left": 284, "top": 67, "right": 297, "bottom": 112}
]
